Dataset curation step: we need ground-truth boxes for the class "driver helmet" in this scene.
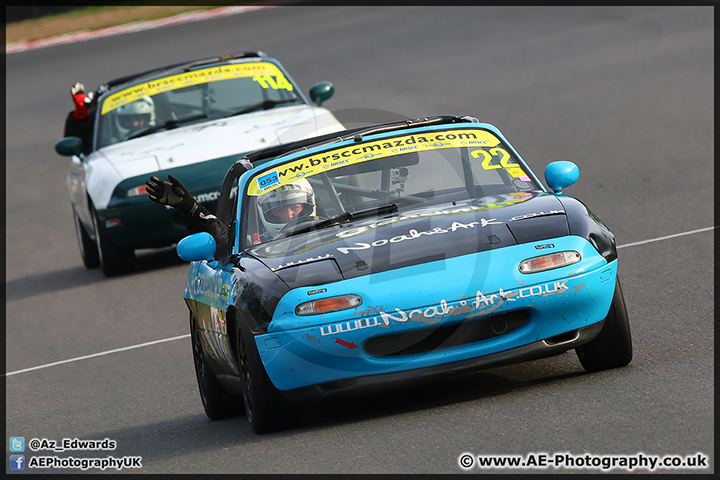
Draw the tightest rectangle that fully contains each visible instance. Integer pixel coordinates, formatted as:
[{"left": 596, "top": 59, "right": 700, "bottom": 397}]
[
  {"left": 258, "top": 179, "right": 316, "bottom": 238},
  {"left": 115, "top": 96, "right": 156, "bottom": 138}
]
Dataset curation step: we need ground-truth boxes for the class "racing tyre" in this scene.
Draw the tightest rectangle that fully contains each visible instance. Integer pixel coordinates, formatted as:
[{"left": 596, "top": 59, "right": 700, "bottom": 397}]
[
  {"left": 190, "top": 314, "right": 239, "bottom": 420},
  {"left": 237, "top": 320, "right": 300, "bottom": 434},
  {"left": 91, "top": 205, "right": 135, "bottom": 277},
  {"left": 73, "top": 207, "right": 100, "bottom": 269},
  {"left": 576, "top": 278, "right": 633, "bottom": 372}
]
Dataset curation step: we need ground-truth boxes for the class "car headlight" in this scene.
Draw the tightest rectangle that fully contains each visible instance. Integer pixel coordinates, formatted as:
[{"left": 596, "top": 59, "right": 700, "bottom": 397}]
[
  {"left": 295, "top": 294, "right": 362, "bottom": 316},
  {"left": 518, "top": 251, "right": 581, "bottom": 274}
]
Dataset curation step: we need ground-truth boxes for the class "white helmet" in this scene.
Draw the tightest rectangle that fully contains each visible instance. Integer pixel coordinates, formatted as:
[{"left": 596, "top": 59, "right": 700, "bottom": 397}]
[
  {"left": 258, "top": 179, "right": 316, "bottom": 238},
  {"left": 115, "top": 96, "right": 156, "bottom": 138}
]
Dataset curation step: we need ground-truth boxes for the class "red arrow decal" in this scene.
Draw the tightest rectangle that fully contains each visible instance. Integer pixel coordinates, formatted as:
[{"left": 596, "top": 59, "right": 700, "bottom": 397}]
[{"left": 335, "top": 338, "right": 357, "bottom": 349}]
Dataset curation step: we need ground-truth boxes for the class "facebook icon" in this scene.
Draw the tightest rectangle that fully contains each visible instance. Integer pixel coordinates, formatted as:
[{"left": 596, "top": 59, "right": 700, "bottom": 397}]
[{"left": 9, "top": 455, "right": 25, "bottom": 470}]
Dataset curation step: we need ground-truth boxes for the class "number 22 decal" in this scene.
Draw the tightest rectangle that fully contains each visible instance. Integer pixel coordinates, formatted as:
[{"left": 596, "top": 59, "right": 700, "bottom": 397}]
[
  {"left": 471, "top": 148, "right": 517, "bottom": 170},
  {"left": 252, "top": 74, "right": 294, "bottom": 91}
]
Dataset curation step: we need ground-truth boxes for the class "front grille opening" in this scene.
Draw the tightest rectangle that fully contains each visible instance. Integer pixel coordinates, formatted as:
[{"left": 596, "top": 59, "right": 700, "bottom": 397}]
[{"left": 364, "top": 310, "right": 529, "bottom": 357}]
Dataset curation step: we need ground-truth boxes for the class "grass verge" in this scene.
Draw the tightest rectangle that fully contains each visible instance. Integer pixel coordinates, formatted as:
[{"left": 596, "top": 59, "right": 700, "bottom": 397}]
[{"left": 6, "top": 5, "right": 233, "bottom": 44}]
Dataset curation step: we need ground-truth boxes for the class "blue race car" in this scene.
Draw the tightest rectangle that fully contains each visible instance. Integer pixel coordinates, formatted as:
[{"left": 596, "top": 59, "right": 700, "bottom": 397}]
[{"left": 177, "top": 115, "right": 632, "bottom": 433}]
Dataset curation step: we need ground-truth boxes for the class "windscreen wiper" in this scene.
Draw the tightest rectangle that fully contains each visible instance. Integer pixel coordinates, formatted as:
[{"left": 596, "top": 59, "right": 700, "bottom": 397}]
[
  {"left": 281, "top": 204, "right": 398, "bottom": 238},
  {"left": 223, "top": 97, "right": 301, "bottom": 118},
  {"left": 127, "top": 113, "right": 208, "bottom": 140}
]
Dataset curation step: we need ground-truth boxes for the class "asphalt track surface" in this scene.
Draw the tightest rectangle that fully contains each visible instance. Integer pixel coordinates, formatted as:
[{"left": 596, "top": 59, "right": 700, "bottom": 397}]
[{"left": 5, "top": 5, "right": 715, "bottom": 475}]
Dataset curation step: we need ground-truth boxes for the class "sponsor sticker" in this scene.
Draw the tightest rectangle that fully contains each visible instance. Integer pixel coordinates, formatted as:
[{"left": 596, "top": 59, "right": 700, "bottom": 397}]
[
  {"left": 319, "top": 280, "right": 569, "bottom": 336},
  {"left": 255, "top": 170, "right": 281, "bottom": 192}
]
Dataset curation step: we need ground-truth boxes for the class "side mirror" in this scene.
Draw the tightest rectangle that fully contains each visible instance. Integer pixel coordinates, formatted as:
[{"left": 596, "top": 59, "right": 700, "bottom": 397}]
[
  {"left": 55, "top": 136, "right": 84, "bottom": 157},
  {"left": 177, "top": 232, "right": 217, "bottom": 262},
  {"left": 544, "top": 160, "right": 579, "bottom": 194},
  {"left": 309, "top": 81, "right": 334, "bottom": 106}
]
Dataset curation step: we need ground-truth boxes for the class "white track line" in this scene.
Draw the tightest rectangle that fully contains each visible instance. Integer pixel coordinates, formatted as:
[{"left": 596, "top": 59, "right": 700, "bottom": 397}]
[
  {"left": 617, "top": 226, "right": 715, "bottom": 249},
  {"left": 4, "top": 334, "right": 190, "bottom": 377},
  {"left": 4, "top": 225, "right": 715, "bottom": 378}
]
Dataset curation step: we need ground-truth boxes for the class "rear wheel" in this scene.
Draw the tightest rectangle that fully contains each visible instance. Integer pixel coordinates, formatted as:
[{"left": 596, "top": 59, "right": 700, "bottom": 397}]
[
  {"left": 91, "top": 205, "right": 135, "bottom": 277},
  {"left": 190, "top": 313, "right": 239, "bottom": 420},
  {"left": 237, "top": 320, "right": 300, "bottom": 434},
  {"left": 73, "top": 207, "right": 99, "bottom": 269},
  {"left": 576, "top": 278, "right": 633, "bottom": 372}
]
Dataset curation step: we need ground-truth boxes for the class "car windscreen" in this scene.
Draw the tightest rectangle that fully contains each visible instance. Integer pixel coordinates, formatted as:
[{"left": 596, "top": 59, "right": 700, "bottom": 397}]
[
  {"left": 95, "top": 61, "right": 302, "bottom": 149},
  {"left": 239, "top": 127, "right": 541, "bottom": 249}
]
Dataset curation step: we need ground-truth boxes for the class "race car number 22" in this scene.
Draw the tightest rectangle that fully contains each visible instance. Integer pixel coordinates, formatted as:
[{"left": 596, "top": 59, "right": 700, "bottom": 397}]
[{"left": 471, "top": 148, "right": 517, "bottom": 170}]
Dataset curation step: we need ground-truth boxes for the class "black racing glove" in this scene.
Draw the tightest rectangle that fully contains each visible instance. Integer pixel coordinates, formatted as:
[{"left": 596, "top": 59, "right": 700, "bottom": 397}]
[{"left": 146, "top": 174, "right": 199, "bottom": 214}]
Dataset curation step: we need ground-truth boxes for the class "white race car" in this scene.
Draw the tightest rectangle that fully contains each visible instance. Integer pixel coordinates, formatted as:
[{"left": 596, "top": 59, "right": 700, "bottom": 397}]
[{"left": 55, "top": 51, "right": 344, "bottom": 276}]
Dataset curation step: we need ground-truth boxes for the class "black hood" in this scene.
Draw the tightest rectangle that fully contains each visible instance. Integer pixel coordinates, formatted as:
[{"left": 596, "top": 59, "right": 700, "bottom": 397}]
[{"left": 247, "top": 192, "right": 568, "bottom": 288}]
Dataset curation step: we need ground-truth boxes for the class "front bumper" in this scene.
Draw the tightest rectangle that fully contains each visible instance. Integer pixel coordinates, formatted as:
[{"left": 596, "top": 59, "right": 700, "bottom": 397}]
[
  {"left": 257, "top": 236, "right": 617, "bottom": 392},
  {"left": 280, "top": 321, "right": 605, "bottom": 402}
]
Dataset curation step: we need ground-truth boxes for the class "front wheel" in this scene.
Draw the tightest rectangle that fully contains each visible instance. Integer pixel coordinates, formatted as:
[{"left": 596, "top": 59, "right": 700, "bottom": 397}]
[
  {"left": 91, "top": 205, "right": 135, "bottom": 277},
  {"left": 190, "top": 313, "right": 240, "bottom": 420},
  {"left": 73, "top": 206, "right": 99, "bottom": 269},
  {"left": 576, "top": 278, "right": 633, "bottom": 372},
  {"left": 237, "top": 320, "right": 300, "bottom": 434}
]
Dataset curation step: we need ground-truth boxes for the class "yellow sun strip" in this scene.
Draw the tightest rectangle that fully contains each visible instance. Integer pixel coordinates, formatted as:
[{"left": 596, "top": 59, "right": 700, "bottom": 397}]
[
  {"left": 248, "top": 129, "right": 503, "bottom": 197},
  {"left": 101, "top": 61, "right": 283, "bottom": 114}
]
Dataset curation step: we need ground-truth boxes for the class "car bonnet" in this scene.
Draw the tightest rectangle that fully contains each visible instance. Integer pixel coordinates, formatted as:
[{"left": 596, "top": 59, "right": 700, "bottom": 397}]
[
  {"left": 247, "top": 192, "right": 569, "bottom": 288},
  {"left": 94, "top": 105, "right": 344, "bottom": 180}
]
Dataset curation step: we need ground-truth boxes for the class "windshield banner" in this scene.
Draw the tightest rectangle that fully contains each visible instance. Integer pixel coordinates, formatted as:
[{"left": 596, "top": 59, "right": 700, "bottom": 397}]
[
  {"left": 248, "top": 129, "right": 503, "bottom": 197},
  {"left": 101, "top": 61, "right": 285, "bottom": 115}
]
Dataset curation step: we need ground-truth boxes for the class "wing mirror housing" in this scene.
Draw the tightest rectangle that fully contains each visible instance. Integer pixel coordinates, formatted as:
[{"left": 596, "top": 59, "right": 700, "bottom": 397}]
[
  {"left": 55, "top": 136, "right": 84, "bottom": 157},
  {"left": 544, "top": 160, "right": 579, "bottom": 194},
  {"left": 309, "top": 81, "right": 334, "bottom": 106},
  {"left": 177, "top": 232, "right": 217, "bottom": 262}
]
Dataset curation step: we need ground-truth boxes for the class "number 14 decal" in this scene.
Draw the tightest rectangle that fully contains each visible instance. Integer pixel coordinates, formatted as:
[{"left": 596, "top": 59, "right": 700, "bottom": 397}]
[
  {"left": 471, "top": 148, "right": 517, "bottom": 170},
  {"left": 253, "top": 74, "right": 294, "bottom": 91}
]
